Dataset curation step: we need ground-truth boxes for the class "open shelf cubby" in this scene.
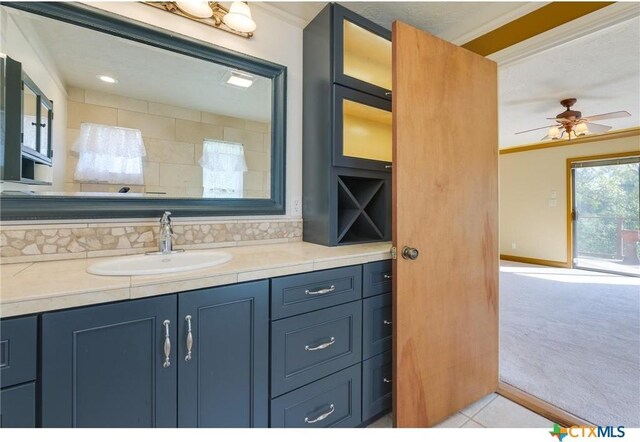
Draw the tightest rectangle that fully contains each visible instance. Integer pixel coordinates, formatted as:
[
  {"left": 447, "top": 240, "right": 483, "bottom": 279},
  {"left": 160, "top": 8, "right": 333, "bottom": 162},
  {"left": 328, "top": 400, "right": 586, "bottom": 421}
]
[{"left": 336, "top": 175, "right": 386, "bottom": 244}]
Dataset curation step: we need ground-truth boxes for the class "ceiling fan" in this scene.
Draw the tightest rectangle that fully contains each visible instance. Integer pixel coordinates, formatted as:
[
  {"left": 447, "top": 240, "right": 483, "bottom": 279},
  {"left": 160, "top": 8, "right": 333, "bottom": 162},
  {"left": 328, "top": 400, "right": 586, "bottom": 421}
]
[{"left": 515, "top": 98, "right": 631, "bottom": 141}]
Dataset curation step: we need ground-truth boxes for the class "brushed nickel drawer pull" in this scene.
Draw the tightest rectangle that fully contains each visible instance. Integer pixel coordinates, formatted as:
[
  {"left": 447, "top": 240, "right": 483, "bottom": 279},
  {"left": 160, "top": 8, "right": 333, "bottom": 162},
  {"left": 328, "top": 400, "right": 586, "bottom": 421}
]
[
  {"left": 162, "top": 319, "right": 171, "bottom": 368},
  {"left": 383, "top": 273, "right": 392, "bottom": 279},
  {"left": 383, "top": 320, "right": 392, "bottom": 325},
  {"left": 383, "top": 377, "right": 392, "bottom": 384},
  {"left": 185, "top": 315, "right": 193, "bottom": 362},
  {"left": 305, "top": 285, "right": 336, "bottom": 296},
  {"left": 385, "top": 165, "right": 392, "bottom": 169},
  {"left": 305, "top": 337, "right": 336, "bottom": 351},
  {"left": 304, "top": 404, "right": 335, "bottom": 424}
]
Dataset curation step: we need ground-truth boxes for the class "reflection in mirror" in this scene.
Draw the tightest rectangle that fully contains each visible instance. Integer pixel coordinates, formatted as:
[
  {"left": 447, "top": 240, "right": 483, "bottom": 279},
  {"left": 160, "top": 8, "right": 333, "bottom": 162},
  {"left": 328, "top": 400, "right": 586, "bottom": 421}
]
[
  {"left": 0, "top": 5, "right": 272, "bottom": 199},
  {"left": 22, "top": 85, "right": 38, "bottom": 152}
]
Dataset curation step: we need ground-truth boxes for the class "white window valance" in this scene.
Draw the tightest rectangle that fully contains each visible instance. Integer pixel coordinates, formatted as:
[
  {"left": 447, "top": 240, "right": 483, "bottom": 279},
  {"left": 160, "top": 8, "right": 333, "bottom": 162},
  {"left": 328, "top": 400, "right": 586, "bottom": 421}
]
[
  {"left": 72, "top": 122, "right": 146, "bottom": 185},
  {"left": 200, "top": 140, "right": 247, "bottom": 198}
]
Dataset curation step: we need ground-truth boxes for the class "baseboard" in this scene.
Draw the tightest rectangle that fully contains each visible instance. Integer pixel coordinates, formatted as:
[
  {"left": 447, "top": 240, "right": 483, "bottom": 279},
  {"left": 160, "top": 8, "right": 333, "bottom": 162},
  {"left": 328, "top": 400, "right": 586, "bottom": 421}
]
[
  {"left": 498, "top": 381, "right": 592, "bottom": 427},
  {"left": 500, "top": 254, "right": 571, "bottom": 269}
]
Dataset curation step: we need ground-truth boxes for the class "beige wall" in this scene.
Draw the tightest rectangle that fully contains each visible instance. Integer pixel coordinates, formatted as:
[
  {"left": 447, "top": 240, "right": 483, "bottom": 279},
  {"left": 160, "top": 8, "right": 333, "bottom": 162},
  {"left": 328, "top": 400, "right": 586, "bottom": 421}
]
[
  {"left": 65, "top": 87, "right": 271, "bottom": 198},
  {"left": 500, "top": 134, "right": 640, "bottom": 263}
]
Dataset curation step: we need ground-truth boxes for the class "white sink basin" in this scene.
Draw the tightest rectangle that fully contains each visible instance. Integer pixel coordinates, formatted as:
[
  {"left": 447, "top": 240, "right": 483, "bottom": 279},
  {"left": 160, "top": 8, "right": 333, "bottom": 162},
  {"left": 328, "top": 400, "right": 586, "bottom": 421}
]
[{"left": 87, "top": 251, "right": 232, "bottom": 276}]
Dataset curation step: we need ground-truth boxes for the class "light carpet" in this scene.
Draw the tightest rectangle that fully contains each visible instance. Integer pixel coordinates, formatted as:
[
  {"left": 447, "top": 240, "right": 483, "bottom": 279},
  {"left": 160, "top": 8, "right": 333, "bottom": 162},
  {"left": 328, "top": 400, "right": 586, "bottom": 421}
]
[{"left": 499, "top": 261, "right": 640, "bottom": 427}]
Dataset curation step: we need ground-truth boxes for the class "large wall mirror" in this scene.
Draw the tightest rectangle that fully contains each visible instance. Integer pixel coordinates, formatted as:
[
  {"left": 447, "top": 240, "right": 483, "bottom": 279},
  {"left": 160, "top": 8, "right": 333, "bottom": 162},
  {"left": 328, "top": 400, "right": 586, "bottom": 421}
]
[{"left": 0, "top": 2, "right": 286, "bottom": 220}]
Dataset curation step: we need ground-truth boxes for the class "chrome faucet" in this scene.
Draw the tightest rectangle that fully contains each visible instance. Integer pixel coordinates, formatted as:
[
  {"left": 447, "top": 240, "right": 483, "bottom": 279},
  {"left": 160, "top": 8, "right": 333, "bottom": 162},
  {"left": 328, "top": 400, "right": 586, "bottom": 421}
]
[{"left": 153, "top": 211, "right": 183, "bottom": 255}]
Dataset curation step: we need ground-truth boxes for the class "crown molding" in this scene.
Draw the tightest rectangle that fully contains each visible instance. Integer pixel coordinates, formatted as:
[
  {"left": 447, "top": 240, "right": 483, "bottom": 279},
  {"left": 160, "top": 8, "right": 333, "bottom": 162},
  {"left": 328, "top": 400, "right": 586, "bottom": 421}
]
[
  {"left": 499, "top": 127, "right": 640, "bottom": 155},
  {"left": 446, "top": 2, "right": 550, "bottom": 46},
  {"left": 489, "top": 2, "right": 640, "bottom": 67}
]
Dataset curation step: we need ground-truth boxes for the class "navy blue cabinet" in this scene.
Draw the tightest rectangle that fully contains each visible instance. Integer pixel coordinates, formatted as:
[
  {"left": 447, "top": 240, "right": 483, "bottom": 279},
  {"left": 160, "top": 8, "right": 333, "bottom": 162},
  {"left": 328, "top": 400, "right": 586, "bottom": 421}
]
[
  {"left": 40, "top": 281, "right": 269, "bottom": 428},
  {"left": 0, "top": 315, "right": 38, "bottom": 428},
  {"left": 41, "top": 295, "right": 178, "bottom": 427},
  {"left": 177, "top": 281, "right": 269, "bottom": 428}
]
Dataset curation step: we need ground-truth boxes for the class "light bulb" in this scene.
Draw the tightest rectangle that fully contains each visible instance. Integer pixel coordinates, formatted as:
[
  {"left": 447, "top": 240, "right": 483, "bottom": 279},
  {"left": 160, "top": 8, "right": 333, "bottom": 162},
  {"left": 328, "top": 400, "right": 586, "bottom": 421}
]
[
  {"left": 175, "top": 1, "right": 213, "bottom": 19},
  {"left": 548, "top": 126, "right": 560, "bottom": 139},
  {"left": 575, "top": 122, "right": 589, "bottom": 136},
  {"left": 223, "top": 1, "right": 257, "bottom": 33}
]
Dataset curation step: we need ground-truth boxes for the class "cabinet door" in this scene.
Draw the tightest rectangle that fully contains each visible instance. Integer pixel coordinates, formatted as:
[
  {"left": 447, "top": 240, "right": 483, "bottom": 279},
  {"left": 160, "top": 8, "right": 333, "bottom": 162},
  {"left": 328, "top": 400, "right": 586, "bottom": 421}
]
[
  {"left": 0, "top": 383, "right": 36, "bottom": 428},
  {"left": 332, "top": 4, "right": 392, "bottom": 100},
  {"left": 334, "top": 85, "right": 392, "bottom": 172},
  {"left": 178, "top": 280, "right": 269, "bottom": 428},
  {"left": 41, "top": 296, "right": 178, "bottom": 427}
]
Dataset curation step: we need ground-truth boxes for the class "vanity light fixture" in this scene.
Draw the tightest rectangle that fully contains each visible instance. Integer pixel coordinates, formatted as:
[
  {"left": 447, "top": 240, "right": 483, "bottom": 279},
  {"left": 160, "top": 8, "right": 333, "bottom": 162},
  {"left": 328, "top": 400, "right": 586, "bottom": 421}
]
[
  {"left": 145, "top": 1, "right": 257, "bottom": 38},
  {"left": 97, "top": 74, "right": 118, "bottom": 84}
]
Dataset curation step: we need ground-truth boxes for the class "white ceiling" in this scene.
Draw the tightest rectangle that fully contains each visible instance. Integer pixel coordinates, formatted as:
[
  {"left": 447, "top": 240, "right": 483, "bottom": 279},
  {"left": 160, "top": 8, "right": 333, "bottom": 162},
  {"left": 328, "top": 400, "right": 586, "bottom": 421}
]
[
  {"left": 7, "top": 8, "right": 272, "bottom": 122},
  {"left": 500, "top": 16, "right": 640, "bottom": 147}
]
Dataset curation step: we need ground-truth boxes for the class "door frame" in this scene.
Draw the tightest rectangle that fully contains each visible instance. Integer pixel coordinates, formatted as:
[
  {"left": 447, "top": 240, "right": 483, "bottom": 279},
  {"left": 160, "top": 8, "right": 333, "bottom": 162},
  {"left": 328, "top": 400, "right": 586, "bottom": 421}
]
[{"left": 566, "top": 151, "right": 640, "bottom": 275}]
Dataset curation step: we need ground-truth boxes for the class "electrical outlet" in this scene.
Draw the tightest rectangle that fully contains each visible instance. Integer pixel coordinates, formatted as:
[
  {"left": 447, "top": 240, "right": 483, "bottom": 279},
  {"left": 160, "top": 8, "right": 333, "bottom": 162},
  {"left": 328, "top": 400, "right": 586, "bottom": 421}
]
[
  {"left": 511, "top": 242, "right": 517, "bottom": 250},
  {"left": 548, "top": 199, "right": 557, "bottom": 207},
  {"left": 293, "top": 198, "right": 301, "bottom": 215},
  {"left": 550, "top": 191, "right": 557, "bottom": 199}
]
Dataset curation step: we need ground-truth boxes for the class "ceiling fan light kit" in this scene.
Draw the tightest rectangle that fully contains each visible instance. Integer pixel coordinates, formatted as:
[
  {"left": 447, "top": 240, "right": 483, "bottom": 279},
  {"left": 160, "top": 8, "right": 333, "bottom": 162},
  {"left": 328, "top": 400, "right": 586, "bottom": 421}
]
[{"left": 516, "top": 98, "right": 631, "bottom": 142}]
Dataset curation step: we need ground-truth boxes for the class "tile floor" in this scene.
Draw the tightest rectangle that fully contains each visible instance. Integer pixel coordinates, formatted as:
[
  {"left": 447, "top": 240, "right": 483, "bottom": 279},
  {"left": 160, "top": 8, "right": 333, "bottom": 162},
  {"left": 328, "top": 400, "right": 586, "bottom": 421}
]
[{"left": 367, "top": 393, "right": 554, "bottom": 428}]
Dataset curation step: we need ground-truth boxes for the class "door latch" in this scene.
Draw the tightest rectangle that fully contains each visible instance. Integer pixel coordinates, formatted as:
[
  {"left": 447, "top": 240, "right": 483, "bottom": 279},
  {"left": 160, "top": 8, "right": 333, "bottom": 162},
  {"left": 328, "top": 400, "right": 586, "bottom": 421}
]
[{"left": 390, "top": 246, "right": 397, "bottom": 260}]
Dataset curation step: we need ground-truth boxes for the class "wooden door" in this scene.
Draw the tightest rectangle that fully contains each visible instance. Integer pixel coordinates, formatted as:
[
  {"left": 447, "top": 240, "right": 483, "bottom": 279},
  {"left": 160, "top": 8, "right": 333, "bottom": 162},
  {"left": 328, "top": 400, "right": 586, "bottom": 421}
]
[
  {"left": 177, "top": 281, "right": 269, "bottom": 428},
  {"left": 392, "top": 21, "right": 499, "bottom": 427},
  {"left": 41, "top": 296, "right": 178, "bottom": 427}
]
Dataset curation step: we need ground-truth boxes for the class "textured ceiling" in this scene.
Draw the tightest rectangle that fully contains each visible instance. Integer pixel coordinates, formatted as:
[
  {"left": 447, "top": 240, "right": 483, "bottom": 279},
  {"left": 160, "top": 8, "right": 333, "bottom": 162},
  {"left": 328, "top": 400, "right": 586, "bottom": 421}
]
[
  {"left": 6, "top": 8, "right": 272, "bottom": 122},
  {"left": 499, "top": 16, "right": 640, "bottom": 147},
  {"left": 265, "top": 2, "right": 543, "bottom": 42}
]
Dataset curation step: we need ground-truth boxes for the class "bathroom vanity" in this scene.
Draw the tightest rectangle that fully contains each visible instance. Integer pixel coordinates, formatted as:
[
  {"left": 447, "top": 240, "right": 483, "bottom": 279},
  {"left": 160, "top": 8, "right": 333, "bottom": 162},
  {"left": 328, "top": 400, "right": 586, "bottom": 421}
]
[{"left": 0, "top": 242, "right": 392, "bottom": 428}]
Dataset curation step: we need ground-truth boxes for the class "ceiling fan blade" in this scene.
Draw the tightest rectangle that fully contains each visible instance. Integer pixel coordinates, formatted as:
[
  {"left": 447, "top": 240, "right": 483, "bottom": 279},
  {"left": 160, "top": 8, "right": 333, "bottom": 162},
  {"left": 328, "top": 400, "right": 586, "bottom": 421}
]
[
  {"left": 515, "top": 124, "right": 558, "bottom": 135},
  {"left": 586, "top": 122, "right": 612, "bottom": 134},
  {"left": 547, "top": 117, "right": 571, "bottom": 122},
  {"left": 583, "top": 111, "right": 631, "bottom": 122},
  {"left": 540, "top": 135, "right": 550, "bottom": 141}
]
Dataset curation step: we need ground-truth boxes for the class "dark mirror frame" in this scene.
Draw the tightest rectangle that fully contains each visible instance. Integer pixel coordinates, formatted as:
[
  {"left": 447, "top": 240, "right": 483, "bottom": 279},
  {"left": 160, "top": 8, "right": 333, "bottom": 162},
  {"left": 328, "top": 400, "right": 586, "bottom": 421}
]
[{"left": 0, "top": 2, "right": 286, "bottom": 220}]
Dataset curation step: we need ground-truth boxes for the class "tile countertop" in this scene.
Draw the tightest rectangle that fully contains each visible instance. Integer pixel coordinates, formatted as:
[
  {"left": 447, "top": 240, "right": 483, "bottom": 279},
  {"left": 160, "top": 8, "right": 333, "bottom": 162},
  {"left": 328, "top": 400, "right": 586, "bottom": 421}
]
[{"left": 0, "top": 241, "right": 392, "bottom": 318}]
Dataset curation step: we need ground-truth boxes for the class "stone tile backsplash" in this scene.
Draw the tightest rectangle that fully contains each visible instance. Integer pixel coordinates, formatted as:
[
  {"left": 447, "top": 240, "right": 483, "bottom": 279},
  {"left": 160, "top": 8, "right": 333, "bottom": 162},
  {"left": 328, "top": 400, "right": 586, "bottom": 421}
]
[{"left": 1, "top": 219, "right": 303, "bottom": 264}]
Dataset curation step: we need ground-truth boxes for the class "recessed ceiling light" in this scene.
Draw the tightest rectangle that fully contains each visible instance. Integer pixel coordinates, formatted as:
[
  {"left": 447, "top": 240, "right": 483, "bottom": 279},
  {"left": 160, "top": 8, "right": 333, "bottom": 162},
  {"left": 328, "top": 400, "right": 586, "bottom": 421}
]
[
  {"left": 97, "top": 75, "right": 118, "bottom": 84},
  {"left": 222, "top": 71, "right": 254, "bottom": 88}
]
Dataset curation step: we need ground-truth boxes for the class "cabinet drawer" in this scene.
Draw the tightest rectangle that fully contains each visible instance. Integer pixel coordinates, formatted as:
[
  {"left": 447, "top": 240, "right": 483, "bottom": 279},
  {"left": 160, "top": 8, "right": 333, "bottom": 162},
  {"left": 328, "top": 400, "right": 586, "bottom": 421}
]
[
  {"left": 363, "top": 260, "right": 392, "bottom": 298},
  {"left": 0, "top": 315, "right": 37, "bottom": 388},
  {"left": 0, "top": 382, "right": 36, "bottom": 428},
  {"left": 363, "top": 293, "right": 392, "bottom": 359},
  {"left": 271, "top": 301, "right": 362, "bottom": 397},
  {"left": 362, "top": 350, "right": 392, "bottom": 421},
  {"left": 271, "top": 265, "right": 362, "bottom": 319},
  {"left": 271, "top": 364, "right": 361, "bottom": 428}
]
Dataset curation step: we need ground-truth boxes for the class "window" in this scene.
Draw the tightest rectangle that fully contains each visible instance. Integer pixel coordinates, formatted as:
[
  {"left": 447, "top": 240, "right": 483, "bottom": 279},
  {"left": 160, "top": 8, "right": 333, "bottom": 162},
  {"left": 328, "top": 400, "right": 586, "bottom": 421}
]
[
  {"left": 200, "top": 140, "right": 247, "bottom": 198},
  {"left": 72, "top": 123, "right": 146, "bottom": 185}
]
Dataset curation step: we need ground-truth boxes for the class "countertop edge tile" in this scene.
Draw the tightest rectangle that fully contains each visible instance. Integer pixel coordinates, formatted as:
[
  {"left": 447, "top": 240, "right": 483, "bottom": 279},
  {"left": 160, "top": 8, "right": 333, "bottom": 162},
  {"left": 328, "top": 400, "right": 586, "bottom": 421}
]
[
  {"left": 0, "top": 287, "right": 130, "bottom": 318},
  {"left": 237, "top": 263, "right": 315, "bottom": 282},
  {"left": 130, "top": 274, "right": 239, "bottom": 299}
]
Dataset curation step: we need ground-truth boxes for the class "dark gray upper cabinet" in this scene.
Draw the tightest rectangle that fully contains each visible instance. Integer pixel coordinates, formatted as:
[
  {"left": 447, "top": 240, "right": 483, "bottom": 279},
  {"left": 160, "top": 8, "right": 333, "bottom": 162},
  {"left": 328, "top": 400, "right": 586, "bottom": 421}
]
[
  {"left": 41, "top": 295, "right": 178, "bottom": 428},
  {"left": 332, "top": 4, "right": 392, "bottom": 100},
  {"left": 177, "top": 281, "right": 269, "bottom": 428},
  {"left": 303, "top": 4, "right": 392, "bottom": 246}
]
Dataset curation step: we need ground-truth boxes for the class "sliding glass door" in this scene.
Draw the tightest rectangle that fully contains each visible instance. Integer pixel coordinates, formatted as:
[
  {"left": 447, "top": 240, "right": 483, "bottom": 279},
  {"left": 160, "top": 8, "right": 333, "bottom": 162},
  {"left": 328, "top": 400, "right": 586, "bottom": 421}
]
[{"left": 572, "top": 156, "right": 640, "bottom": 276}]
